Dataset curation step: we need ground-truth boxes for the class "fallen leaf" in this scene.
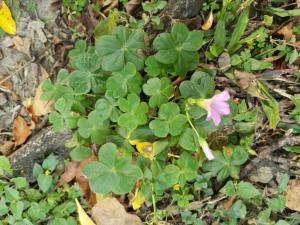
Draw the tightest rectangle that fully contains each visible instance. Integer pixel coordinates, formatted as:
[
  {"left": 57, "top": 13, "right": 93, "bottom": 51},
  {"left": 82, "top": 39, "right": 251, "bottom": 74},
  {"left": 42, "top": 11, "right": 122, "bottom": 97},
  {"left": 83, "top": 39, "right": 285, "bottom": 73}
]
[
  {"left": 0, "top": 141, "right": 14, "bottom": 155},
  {"left": 91, "top": 197, "right": 143, "bottom": 225},
  {"left": 124, "top": 0, "right": 142, "bottom": 15},
  {"left": 277, "top": 22, "right": 293, "bottom": 41},
  {"left": 12, "top": 116, "right": 31, "bottom": 146},
  {"left": 136, "top": 142, "right": 153, "bottom": 160},
  {"left": 76, "top": 198, "right": 97, "bottom": 225},
  {"left": 102, "top": 0, "right": 119, "bottom": 15},
  {"left": 76, "top": 154, "right": 97, "bottom": 206},
  {"left": 286, "top": 179, "right": 300, "bottom": 212},
  {"left": 11, "top": 36, "right": 32, "bottom": 57},
  {"left": 131, "top": 190, "right": 145, "bottom": 210},
  {"left": 0, "top": 1, "right": 16, "bottom": 34},
  {"left": 234, "top": 70, "right": 256, "bottom": 90},
  {"left": 57, "top": 161, "right": 79, "bottom": 187},
  {"left": 202, "top": 11, "right": 213, "bottom": 30}
]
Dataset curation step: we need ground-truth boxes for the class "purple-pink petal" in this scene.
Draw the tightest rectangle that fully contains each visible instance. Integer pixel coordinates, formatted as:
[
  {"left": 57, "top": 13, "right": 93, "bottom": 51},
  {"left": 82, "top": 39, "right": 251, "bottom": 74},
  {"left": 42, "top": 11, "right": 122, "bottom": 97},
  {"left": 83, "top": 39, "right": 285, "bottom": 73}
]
[
  {"left": 212, "top": 101, "right": 230, "bottom": 115},
  {"left": 201, "top": 142, "right": 214, "bottom": 160},
  {"left": 212, "top": 90, "right": 230, "bottom": 102},
  {"left": 207, "top": 107, "right": 221, "bottom": 125}
]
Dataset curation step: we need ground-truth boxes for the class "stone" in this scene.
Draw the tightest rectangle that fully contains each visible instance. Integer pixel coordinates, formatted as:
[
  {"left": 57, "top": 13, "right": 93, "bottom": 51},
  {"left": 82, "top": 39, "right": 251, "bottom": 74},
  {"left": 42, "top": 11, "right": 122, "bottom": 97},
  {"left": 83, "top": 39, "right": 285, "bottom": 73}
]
[{"left": 91, "top": 197, "right": 143, "bottom": 225}]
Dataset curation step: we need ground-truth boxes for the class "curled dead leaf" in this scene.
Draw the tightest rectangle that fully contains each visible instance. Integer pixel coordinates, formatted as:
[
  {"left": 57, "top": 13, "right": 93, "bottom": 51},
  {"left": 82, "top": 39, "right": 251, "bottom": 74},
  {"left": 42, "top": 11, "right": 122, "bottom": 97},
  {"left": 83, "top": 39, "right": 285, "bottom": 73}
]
[
  {"left": 57, "top": 161, "right": 79, "bottom": 187},
  {"left": 286, "top": 179, "right": 300, "bottom": 212},
  {"left": 12, "top": 116, "right": 31, "bottom": 146},
  {"left": 234, "top": 70, "right": 256, "bottom": 90},
  {"left": 277, "top": 22, "right": 293, "bottom": 41},
  {"left": 201, "top": 11, "right": 213, "bottom": 30}
]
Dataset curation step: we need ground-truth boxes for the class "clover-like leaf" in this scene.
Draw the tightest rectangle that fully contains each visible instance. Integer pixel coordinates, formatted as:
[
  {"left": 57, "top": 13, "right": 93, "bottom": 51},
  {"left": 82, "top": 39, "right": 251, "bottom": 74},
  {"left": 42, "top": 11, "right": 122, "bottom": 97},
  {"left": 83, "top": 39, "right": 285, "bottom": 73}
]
[
  {"left": 179, "top": 70, "right": 215, "bottom": 99},
  {"left": 96, "top": 26, "right": 145, "bottom": 71},
  {"left": 149, "top": 102, "right": 187, "bottom": 137},
  {"left": 82, "top": 143, "right": 143, "bottom": 194},
  {"left": 117, "top": 94, "right": 149, "bottom": 130},
  {"left": 72, "top": 46, "right": 101, "bottom": 72},
  {"left": 176, "top": 152, "right": 198, "bottom": 186},
  {"left": 153, "top": 23, "right": 203, "bottom": 75},
  {"left": 203, "top": 148, "right": 248, "bottom": 181},
  {"left": 95, "top": 95, "right": 121, "bottom": 122},
  {"left": 144, "top": 56, "right": 173, "bottom": 77},
  {"left": 77, "top": 111, "right": 111, "bottom": 144},
  {"left": 143, "top": 77, "right": 173, "bottom": 108},
  {"left": 106, "top": 63, "right": 142, "bottom": 98}
]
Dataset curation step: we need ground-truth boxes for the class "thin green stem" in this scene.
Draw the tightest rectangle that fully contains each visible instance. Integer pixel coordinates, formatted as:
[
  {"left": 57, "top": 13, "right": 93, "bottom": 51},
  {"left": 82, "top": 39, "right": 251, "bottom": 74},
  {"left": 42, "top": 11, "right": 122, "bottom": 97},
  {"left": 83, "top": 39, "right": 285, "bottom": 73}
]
[{"left": 151, "top": 161, "right": 158, "bottom": 225}]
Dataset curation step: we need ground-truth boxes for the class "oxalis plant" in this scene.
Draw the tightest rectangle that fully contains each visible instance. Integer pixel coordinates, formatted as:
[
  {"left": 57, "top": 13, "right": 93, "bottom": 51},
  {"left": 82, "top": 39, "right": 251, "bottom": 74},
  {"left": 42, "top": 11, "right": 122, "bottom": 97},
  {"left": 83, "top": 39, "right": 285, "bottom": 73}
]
[{"left": 41, "top": 22, "right": 249, "bottom": 223}]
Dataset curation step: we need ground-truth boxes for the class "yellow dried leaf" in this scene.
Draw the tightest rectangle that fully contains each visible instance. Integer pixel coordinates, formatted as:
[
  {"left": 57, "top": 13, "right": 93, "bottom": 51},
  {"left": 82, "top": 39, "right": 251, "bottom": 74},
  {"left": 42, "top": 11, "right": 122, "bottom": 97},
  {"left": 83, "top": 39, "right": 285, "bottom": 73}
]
[
  {"left": 136, "top": 142, "right": 153, "bottom": 160},
  {"left": 0, "top": 1, "right": 16, "bottom": 34},
  {"left": 76, "top": 199, "right": 96, "bottom": 225},
  {"left": 131, "top": 191, "right": 145, "bottom": 210},
  {"left": 201, "top": 11, "right": 213, "bottom": 30}
]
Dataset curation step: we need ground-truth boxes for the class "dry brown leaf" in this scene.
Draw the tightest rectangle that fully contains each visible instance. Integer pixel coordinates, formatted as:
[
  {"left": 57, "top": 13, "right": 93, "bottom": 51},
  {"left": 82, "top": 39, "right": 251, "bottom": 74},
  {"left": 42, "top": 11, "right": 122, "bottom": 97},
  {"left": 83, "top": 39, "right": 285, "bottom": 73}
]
[
  {"left": 124, "top": 0, "right": 142, "bottom": 15},
  {"left": 11, "top": 36, "right": 32, "bottom": 57},
  {"left": 286, "top": 179, "right": 300, "bottom": 212},
  {"left": 277, "top": 22, "right": 293, "bottom": 41},
  {"left": 76, "top": 154, "right": 97, "bottom": 206},
  {"left": 12, "top": 116, "right": 31, "bottom": 146},
  {"left": 201, "top": 11, "right": 213, "bottom": 30},
  {"left": 234, "top": 70, "right": 256, "bottom": 90},
  {"left": 57, "top": 161, "right": 79, "bottom": 187},
  {"left": 0, "top": 141, "right": 14, "bottom": 155}
]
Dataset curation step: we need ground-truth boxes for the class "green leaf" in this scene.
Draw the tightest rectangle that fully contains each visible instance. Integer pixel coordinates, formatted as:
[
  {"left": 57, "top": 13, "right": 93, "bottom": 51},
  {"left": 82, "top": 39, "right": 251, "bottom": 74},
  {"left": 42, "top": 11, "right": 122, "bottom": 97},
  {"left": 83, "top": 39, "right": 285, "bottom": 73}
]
[
  {"left": 142, "top": 0, "right": 166, "bottom": 12},
  {"left": 289, "top": 49, "right": 299, "bottom": 64},
  {"left": 179, "top": 128, "right": 199, "bottom": 151},
  {"left": 37, "top": 174, "right": 53, "bottom": 192},
  {"left": 227, "top": 8, "right": 249, "bottom": 53},
  {"left": 4, "top": 186, "right": 20, "bottom": 202},
  {"left": 83, "top": 143, "right": 143, "bottom": 194},
  {"left": 69, "top": 71, "right": 91, "bottom": 94},
  {"left": 248, "top": 58, "right": 273, "bottom": 71},
  {"left": 96, "top": 26, "right": 145, "bottom": 71},
  {"left": 106, "top": 63, "right": 141, "bottom": 98},
  {"left": 77, "top": 111, "right": 111, "bottom": 144},
  {"left": 95, "top": 95, "right": 120, "bottom": 122},
  {"left": 276, "top": 220, "right": 290, "bottom": 225},
  {"left": 28, "top": 202, "right": 47, "bottom": 221},
  {"left": 12, "top": 177, "right": 28, "bottom": 189},
  {"left": 228, "top": 200, "right": 246, "bottom": 219},
  {"left": 32, "top": 163, "right": 43, "bottom": 177},
  {"left": 179, "top": 70, "right": 215, "bottom": 98},
  {"left": 236, "top": 181, "right": 260, "bottom": 199},
  {"left": 176, "top": 152, "right": 198, "bottom": 186},
  {"left": 267, "top": 195, "right": 286, "bottom": 213},
  {"left": 74, "top": 47, "right": 101, "bottom": 72},
  {"left": 117, "top": 94, "right": 148, "bottom": 130},
  {"left": 144, "top": 55, "right": 172, "bottom": 77},
  {"left": 257, "top": 81, "right": 280, "bottom": 129},
  {"left": 70, "top": 145, "right": 92, "bottom": 161},
  {"left": 155, "top": 164, "right": 180, "bottom": 190},
  {"left": 220, "top": 180, "right": 236, "bottom": 196},
  {"left": 42, "top": 154, "right": 58, "bottom": 171},
  {"left": 150, "top": 102, "right": 187, "bottom": 137},
  {"left": 278, "top": 173, "right": 289, "bottom": 194},
  {"left": 94, "top": 10, "right": 118, "bottom": 40},
  {"left": 268, "top": 7, "right": 300, "bottom": 17},
  {"left": 143, "top": 77, "right": 173, "bottom": 108},
  {"left": 0, "top": 156, "right": 12, "bottom": 176},
  {"left": 214, "top": 19, "right": 227, "bottom": 54},
  {"left": 49, "top": 112, "right": 64, "bottom": 131},
  {"left": 11, "top": 201, "right": 24, "bottom": 220},
  {"left": 153, "top": 22, "right": 203, "bottom": 75}
]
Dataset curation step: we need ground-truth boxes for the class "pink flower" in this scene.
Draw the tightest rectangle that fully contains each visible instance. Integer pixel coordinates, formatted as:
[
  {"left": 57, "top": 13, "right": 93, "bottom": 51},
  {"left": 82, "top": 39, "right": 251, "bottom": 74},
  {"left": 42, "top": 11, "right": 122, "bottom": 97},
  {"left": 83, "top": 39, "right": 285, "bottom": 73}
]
[
  {"left": 197, "top": 90, "right": 230, "bottom": 126},
  {"left": 200, "top": 140, "right": 214, "bottom": 160}
]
